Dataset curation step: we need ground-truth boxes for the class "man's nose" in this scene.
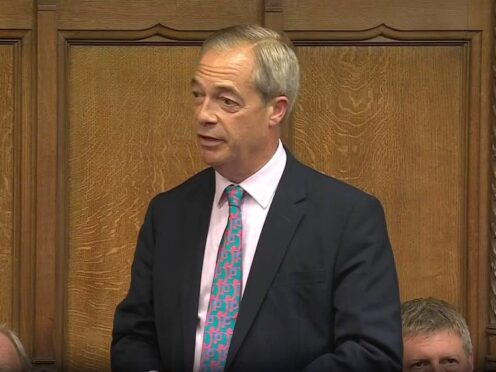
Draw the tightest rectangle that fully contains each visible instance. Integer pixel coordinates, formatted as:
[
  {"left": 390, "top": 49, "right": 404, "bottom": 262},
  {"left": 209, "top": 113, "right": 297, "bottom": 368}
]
[
  {"left": 432, "top": 362, "right": 441, "bottom": 372},
  {"left": 197, "top": 98, "right": 217, "bottom": 126}
]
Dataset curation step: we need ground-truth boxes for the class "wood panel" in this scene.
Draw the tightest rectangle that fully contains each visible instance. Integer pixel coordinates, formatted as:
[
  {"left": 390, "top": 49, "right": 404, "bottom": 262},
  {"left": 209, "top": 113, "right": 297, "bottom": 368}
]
[
  {"left": 64, "top": 45, "right": 205, "bottom": 371},
  {"left": 0, "top": 44, "right": 15, "bottom": 327},
  {"left": 35, "top": 4, "right": 58, "bottom": 365},
  {"left": 282, "top": 0, "right": 482, "bottom": 30},
  {"left": 58, "top": 0, "right": 263, "bottom": 30},
  {"left": 293, "top": 44, "right": 467, "bottom": 307},
  {"left": 0, "top": 0, "right": 33, "bottom": 29},
  {"left": 0, "top": 31, "right": 34, "bottom": 364},
  {"left": 487, "top": 2, "right": 496, "bottom": 368}
]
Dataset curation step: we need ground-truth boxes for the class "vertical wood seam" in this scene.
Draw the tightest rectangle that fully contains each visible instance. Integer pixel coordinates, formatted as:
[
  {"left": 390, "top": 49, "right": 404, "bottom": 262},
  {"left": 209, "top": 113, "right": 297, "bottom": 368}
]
[
  {"left": 34, "top": 0, "right": 57, "bottom": 368},
  {"left": 488, "top": 0, "right": 496, "bottom": 368}
]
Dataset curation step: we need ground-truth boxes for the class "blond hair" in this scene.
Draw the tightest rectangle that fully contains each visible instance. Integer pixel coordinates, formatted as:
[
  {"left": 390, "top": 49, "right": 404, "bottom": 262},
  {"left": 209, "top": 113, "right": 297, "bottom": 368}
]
[
  {"left": 201, "top": 24, "right": 300, "bottom": 116},
  {"left": 401, "top": 298, "right": 472, "bottom": 355}
]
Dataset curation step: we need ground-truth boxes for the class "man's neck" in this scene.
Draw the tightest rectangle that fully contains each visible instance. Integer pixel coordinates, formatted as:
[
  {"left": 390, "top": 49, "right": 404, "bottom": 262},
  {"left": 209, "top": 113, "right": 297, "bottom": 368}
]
[{"left": 216, "top": 142, "right": 280, "bottom": 183}]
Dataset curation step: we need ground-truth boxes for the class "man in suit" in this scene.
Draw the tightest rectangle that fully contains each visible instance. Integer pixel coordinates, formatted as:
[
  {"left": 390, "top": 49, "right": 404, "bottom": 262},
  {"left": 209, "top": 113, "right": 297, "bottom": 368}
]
[{"left": 111, "top": 24, "right": 402, "bottom": 371}]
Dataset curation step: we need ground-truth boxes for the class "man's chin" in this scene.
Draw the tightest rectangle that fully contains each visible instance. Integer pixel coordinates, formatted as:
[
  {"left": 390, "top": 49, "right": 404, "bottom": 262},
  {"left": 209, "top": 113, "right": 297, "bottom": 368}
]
[{"left": 199, "top": 151, "right": 224, "bottom": 168}]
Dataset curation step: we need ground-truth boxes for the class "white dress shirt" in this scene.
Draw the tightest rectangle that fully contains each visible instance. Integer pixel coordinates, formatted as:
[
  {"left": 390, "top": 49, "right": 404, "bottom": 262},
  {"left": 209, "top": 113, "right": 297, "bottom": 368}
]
[{"left": 192, "top": 141, "right": 287, "bottom": 371}]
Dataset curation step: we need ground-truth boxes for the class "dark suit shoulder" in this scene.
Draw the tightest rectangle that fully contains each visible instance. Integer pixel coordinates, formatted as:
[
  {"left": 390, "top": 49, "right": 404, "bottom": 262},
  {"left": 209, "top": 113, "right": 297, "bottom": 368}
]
[
  {"left": 149, "top": 167, "right": 214, "bottom": 206},
  {"left": 290, "top": 156, "right": 382, "bottom": 208}
]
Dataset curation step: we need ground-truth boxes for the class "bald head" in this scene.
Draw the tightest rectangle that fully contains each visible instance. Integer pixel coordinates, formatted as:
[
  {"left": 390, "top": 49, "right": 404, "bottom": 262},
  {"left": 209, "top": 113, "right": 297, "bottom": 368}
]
[
  {"left": 0, "top": 326, "right": 30, "bottom": 372},
  {"left": 0, "top": 332, "right": 22, "bottom": 372}
]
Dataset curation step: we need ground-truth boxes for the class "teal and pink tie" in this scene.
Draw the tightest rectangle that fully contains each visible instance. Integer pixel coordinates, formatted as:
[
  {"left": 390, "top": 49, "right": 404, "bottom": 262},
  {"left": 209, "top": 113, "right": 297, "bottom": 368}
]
[{"left": 200, "top": 184, "right": 244, "bottom": 372}]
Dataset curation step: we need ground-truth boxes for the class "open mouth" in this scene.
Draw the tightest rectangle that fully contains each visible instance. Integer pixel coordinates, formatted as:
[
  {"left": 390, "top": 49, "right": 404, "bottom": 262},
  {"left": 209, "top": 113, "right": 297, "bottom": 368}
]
[{"left": 197, "top": 134, "right": 224, "bottom": 147}]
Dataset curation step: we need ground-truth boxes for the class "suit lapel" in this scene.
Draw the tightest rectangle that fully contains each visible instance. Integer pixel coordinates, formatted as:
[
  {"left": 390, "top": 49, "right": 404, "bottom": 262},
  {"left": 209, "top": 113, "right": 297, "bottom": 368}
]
[
  {"left": 180, "top": 169, "right": 215, "bottom": 371},
  {"left": 226, "top": 154, "right": 307, "bottom": 368}
]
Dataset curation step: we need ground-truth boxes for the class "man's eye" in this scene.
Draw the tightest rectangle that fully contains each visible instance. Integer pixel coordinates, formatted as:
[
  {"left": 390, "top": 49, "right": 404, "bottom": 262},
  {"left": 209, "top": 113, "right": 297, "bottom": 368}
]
[
  {"left": 441, "top": 358, "right": 460, "bottom": 370},
  {"left": 192, "top": 91, "right": 203, "bottom": 99},
  {"left": 220, "top": 97, "right": 237, "bottom": 106},
  {"left": 409, "top": 361, "right": 428, "bottom": 369}
]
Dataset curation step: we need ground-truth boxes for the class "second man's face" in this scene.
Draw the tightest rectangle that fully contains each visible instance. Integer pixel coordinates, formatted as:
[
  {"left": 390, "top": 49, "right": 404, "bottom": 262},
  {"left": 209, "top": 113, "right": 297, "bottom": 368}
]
[
  {"left": 191, "top": 44, "right": 278, "bottom": 182},
  {"left": 403, "top": 330, "right": 473, "bottom": 372}
]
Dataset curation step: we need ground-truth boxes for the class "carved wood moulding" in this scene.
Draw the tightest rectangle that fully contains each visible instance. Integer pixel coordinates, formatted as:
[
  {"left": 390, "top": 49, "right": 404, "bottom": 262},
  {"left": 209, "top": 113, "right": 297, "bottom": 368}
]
[
  {"left": 287, "top": 24, "right": 476, "bottom": 44},
  {"left": 487, "top": 3, "right": 496, "bottom": 369},
  {"left": 60, "top": 23, "right": 210, "bottom": 45},
  {"left": 0, "top": 28, "right": 35, "bottom": 361}
]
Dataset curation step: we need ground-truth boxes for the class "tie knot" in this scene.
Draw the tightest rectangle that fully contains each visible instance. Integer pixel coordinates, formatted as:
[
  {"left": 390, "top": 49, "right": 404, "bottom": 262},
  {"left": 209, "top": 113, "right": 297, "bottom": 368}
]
[{"left": 225, "top": 184, "right": 244, "bottom": 208}]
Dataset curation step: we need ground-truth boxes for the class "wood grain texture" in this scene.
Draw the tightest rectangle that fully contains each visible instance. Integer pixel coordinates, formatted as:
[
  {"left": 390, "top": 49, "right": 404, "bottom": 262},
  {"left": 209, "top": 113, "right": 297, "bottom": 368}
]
[
  {"left": 489, "top": 0, "right": 496, "bottom": 366},
  {"left": 283, "top": 0, "right": 474, "bottom": 30},
  {"left": 0, "top": 44, "right": 14, "bottom": 327},
  {"left": 35, "top": 8, "right": 57, "bottom": 361},
  {"left": 65, "top": 45, "right": 205, "bottom": 371},
  {"left": 58, "top": 0, "right": 263, "bottom": 30},
  {"left": 0, "top": 0, "right": 33, "bottom": 29},
  {"left": 293, "top": 45, "right": 466, "bottom": 309}
]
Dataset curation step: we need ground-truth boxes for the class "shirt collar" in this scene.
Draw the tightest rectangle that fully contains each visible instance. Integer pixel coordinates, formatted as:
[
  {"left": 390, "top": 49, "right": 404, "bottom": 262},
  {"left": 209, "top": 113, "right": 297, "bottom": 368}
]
[{"left": 214, "top": 140, "right": 287, "bottom": 209}]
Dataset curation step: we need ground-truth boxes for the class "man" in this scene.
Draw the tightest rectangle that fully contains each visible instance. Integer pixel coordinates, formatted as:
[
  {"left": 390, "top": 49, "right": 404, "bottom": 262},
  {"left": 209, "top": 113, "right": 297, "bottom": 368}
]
[
  {"left": 0, "top": 324, "right": 31, "bottom": 372},
  {"left": 111, "top": 24, "right": 402, "bottom": 371},
  {"left": 401, "top": 298, "right": 473, "bottom": 372}
]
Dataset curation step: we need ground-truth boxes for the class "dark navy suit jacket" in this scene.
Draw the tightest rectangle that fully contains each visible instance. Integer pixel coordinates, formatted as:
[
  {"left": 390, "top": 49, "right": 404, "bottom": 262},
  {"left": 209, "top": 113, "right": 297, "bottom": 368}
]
[{"left": 111, "top": 152, "right": 402, "bottom": 371}]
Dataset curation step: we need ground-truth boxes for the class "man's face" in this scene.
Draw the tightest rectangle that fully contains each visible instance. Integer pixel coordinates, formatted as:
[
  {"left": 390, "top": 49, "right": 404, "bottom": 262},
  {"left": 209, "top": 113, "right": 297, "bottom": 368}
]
[
  {"left": 191, "top": 44, "right": 281, "bottom": 182},
  {"left": 0, "top": 332, "right": 21, "bottom": 372},
  {"left": 403, "top": 330, "right": 473, "bottom": 372}
]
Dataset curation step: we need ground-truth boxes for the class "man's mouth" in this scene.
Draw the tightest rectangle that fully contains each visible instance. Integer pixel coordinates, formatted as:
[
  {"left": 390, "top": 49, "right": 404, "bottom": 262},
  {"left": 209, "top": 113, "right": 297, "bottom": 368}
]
[{"left": 197, "top": 134, "right": 224, "bottom": 147}]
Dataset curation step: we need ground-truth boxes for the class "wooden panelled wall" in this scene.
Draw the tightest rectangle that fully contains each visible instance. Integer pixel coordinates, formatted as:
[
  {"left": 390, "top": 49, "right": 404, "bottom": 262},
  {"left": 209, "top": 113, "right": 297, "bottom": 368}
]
[{"left": 0, "top": 0, "right": 493, "bottom": 370}]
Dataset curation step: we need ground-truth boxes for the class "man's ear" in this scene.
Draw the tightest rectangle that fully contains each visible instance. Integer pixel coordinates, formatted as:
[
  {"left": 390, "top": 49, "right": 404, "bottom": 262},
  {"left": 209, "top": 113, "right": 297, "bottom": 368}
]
[
  {"left": 468, "top": 353, "right": 474, "bottom": 371},
  {"left": 268, "top": 96, "right": 289, "bottom": 127}
]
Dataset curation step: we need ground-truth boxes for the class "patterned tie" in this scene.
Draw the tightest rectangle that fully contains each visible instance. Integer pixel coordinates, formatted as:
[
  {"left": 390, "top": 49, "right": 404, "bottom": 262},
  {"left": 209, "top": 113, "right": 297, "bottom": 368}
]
[{"left": 200, "top": 184, "right": 245, "bottom": 372}]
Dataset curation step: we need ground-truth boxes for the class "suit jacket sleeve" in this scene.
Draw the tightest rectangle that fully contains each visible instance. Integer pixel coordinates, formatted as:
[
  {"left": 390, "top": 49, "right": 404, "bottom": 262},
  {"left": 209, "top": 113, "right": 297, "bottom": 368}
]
[
  {"left": 111, "top": 199, "right": 165, "bottom": 372},
  {"left": 303, "top": 196, "right": 402, "bottom": 371}
]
